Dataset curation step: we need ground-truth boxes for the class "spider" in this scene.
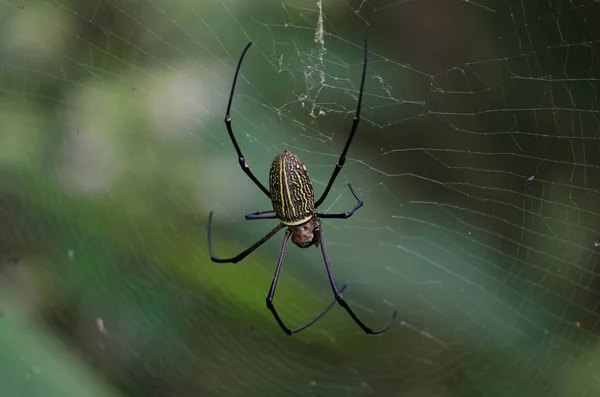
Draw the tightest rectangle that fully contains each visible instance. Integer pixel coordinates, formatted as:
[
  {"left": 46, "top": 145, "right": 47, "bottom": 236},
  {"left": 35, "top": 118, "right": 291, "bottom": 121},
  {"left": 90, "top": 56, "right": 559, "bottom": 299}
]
[{"left": 207, "top": 40, "right": 397, "bottom": 335}]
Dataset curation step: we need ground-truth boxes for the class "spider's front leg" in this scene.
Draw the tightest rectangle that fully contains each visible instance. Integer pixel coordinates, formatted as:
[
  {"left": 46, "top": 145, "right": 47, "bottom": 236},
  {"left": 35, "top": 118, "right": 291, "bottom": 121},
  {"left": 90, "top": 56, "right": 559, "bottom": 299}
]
[
  {"left": 314, "top": 40, "right": 368, "bottom": 208},
  {"left": 223, "top": 41, "right": 271, "bottom": 199}
]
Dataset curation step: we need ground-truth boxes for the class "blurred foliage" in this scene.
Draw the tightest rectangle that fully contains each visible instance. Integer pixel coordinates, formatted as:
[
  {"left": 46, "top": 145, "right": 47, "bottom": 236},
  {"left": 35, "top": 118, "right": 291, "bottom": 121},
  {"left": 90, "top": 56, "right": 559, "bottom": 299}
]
[{"left": 0, "top": 291, "right": 121, "bottom": 397}]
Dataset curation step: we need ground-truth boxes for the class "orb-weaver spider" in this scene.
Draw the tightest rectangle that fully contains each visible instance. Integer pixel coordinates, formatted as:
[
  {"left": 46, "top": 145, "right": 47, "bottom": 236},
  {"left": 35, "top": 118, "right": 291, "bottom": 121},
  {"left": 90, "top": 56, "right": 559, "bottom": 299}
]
[{"left": 207, "top": 40, "right": 397, "bottom": 335}]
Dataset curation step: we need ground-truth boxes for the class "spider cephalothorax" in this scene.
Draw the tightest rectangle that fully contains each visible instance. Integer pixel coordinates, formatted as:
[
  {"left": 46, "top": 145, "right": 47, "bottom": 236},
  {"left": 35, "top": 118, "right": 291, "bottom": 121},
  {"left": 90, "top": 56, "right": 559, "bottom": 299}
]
[
  {"left": 290, "top": 217, "right": 321, "bottom": 248},
  {"left": 207, "top": 40, "right": 397, "bottom": 336}
]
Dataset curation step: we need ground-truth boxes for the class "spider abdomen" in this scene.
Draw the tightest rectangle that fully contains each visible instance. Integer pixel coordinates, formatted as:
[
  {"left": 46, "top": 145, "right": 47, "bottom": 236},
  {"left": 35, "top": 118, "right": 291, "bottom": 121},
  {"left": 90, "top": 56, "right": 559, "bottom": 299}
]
[{"left": 269, "top": 150, "right": 315, "bottom": 226}]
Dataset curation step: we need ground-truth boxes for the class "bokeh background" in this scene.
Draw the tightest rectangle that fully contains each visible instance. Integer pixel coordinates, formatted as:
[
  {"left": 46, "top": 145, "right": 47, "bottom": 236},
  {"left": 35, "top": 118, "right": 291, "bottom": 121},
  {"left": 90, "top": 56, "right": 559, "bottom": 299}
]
[{"left": 2, "top": 0, "right": 600, "bottom": 396}]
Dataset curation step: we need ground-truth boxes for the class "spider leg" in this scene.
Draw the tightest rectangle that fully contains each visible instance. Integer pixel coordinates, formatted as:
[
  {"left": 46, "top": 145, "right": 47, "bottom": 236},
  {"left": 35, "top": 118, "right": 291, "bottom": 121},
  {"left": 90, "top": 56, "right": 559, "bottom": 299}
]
[
  {"left": 316, "top": 183, "right": 363, "bottom": 220},
  {"left": 315, "top": 40, "right": 368, "bottom": 209},
  {"left": 266, "top": 230, "right": 347, "bottom": 335},
  {"left": 245, "top": 210, "right": 278, "bottom": 220},
  {"left": 207, "top": 211, "right": 283, "bottom": 263},
  {"left": 317, "top": 227, "right": 397, "bottom": 334},
  {"left": 224, "top": 41, "right": 271, "bottom": 198}
]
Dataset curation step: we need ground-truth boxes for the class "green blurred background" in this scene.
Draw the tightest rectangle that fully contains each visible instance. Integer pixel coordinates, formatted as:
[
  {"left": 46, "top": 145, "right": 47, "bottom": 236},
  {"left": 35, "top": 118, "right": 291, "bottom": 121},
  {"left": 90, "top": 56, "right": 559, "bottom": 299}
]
[{"left": 2, "top": 0, "right": 600, "bottom": 396}]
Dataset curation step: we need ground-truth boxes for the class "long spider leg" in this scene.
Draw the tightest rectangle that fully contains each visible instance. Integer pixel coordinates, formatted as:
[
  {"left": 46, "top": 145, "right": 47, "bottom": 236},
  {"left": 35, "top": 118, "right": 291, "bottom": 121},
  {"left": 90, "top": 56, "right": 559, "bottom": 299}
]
[
  {"left": 318, "top": 227, "right": 397, "bottom": 334},
  {"left": 207, "top": 211, "right": 283, "bottom": 263},
  {"left": 314, "top": 40, "right": 368, "bottom": 209},
  {"left": 266, "top": 230, "right": 347, "bottom": 335},
  {"left": 316, "top": 183, "right": 363, "bottom": 219},
  {"left": 224, "top": 41, "right": 271, "bottom": 198},
  {"left": 245, "top": 210, "right": 278, "bottom": 220}
]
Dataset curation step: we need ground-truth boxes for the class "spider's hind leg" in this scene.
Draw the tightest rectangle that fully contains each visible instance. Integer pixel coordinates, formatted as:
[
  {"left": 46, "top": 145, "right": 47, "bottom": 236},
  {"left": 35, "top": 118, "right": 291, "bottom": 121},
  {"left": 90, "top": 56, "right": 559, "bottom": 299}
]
[{"left": 266, "top": 230, "right": 347, "bottom": 335}]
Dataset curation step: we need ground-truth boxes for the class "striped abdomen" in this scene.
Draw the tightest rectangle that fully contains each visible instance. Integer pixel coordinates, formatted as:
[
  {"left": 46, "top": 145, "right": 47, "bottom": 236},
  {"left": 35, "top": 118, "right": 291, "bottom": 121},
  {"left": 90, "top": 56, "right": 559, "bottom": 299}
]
[{"left": 269, "top": 150, "right": 315, "bottom": 226}]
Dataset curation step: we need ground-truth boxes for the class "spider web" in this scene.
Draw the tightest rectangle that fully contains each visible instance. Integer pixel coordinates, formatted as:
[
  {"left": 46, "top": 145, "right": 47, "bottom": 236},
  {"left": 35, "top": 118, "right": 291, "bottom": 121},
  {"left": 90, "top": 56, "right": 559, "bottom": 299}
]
[{"left": 2, "top": 0, "right": 600, "bottom": 396}]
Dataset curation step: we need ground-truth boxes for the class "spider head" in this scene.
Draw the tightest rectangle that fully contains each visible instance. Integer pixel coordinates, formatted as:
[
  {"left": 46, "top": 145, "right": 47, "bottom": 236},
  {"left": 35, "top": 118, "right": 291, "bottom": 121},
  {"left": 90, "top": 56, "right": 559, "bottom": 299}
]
[{"left": 290, "top": 217, "right": 321, "bottom": 248}]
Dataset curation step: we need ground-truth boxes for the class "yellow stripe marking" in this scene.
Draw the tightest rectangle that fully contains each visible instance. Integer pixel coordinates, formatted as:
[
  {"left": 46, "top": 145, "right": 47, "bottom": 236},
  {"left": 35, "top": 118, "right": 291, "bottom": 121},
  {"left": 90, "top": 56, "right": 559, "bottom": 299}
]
[
  {"left": 279, "top": 156, "right": 285, "bottom": 215},
  {"left": 283, "top": 157, "right": 297, "bottom": 220},
  {"left": 280, "top": 215, "right": 312, "bottom": 226}
]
